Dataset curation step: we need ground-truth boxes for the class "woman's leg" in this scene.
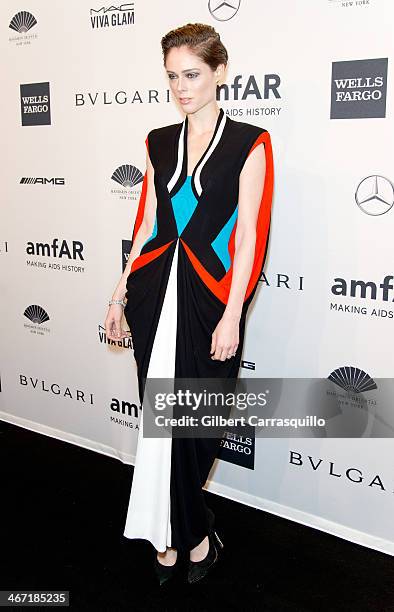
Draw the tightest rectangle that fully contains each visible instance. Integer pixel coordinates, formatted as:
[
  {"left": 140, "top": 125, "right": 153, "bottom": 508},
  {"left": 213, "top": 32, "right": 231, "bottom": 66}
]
[
  {"left": 169, "top": 435, "right": 223, "bottom": 553},
  {"left": 156, "top": 546, "right": 177, "bottom": 566}
]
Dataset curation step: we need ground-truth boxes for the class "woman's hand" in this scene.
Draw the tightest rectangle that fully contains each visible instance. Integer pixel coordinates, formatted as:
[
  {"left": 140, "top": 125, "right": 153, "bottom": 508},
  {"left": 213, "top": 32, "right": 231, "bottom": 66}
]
[
  {"left": 105, "top": 304, "right": 132, "bottom": 341},
  {"left": 210, "top": 312, "right": 240, "bottom": 361}
]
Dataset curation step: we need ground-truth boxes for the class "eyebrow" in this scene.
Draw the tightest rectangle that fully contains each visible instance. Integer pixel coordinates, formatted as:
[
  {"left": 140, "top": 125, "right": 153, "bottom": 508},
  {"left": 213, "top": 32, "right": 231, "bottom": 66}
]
[{"left": 165, "top": 68, "right": 200, "bottom": 74}]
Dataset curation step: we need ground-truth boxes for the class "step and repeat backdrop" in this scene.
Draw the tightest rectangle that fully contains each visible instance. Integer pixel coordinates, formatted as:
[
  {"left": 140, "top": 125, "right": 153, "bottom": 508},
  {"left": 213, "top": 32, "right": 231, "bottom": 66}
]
[{"left": 1, "top": 1, "right": 393, "bottom": 556}]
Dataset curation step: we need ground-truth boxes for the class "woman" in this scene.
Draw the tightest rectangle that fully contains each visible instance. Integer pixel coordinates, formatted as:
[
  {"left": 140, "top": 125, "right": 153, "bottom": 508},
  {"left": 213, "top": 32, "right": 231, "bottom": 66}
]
[{"left": 105, "top": 23, "right": 274, "bottom": 585}]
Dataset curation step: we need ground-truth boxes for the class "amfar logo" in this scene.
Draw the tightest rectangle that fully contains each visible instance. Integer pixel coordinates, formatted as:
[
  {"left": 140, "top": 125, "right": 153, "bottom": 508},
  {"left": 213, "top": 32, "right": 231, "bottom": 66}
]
[
  {"left": 9, "top": 11, "right": 37, "bottom": 33},
  {"left": 330, "top": 58, "right": 388, "bottom": 119},
  {"left": 20, "top": 82, "right": 51, "bottom": 126},
  {"left": 26, "top": 238, "right": 84, "bottom": 259},
  {"left": 332, "top": 275, "right": 394, "bottom": 301},
  {"left": 217, "top": 74, "right": 281, "bottom": 101},
  {"left": 208, "top": 0, "right": 241, "bottom": 21},
  {"left": 355, "top": 175, "right": 394, "bottom": 216},
  {"left": 330, "top": 276, "right": 394, "bottom": 320},
  {"left": 23, "top": 305, "right": 50, "bottom": 335},
  {"left": 20, "top": 177, "right": 65, "bottom": 186},
  {"left": 90, "top": 3, "right": 135, "bottom": 29},
  {"left": 110, "top": 396, "right": 141, "bottom": 427}
]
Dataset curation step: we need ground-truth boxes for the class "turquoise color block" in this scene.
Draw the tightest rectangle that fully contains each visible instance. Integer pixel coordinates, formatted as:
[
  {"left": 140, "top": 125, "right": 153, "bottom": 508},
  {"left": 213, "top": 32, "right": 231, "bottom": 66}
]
[
  {"left": 171, "top": 176, "right": 198, "bottom": 235},
  {"left": 211, "top": 205, "right": 238, "bottom": 272}
]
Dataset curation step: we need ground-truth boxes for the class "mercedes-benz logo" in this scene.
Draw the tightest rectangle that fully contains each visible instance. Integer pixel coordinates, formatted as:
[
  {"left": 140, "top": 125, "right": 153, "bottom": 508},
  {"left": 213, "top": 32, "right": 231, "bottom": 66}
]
[
  {"left": 208, "top": 0, "right": 241, "bottom": 21},
  {"left": 355, "top": 175, "right": 394, "bottom": 216}
]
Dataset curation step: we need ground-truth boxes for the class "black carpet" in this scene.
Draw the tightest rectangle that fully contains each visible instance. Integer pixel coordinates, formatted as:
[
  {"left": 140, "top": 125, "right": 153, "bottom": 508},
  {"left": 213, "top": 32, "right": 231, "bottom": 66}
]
[{"left": 0, "top": 419, "right": 393, "bottom": 611}]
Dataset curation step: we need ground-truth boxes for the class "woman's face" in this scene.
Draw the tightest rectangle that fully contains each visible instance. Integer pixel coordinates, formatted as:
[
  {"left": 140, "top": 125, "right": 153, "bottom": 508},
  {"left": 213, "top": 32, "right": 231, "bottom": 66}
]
[{"left": 165, "top": 45, "right": 223, "bottom": 114}]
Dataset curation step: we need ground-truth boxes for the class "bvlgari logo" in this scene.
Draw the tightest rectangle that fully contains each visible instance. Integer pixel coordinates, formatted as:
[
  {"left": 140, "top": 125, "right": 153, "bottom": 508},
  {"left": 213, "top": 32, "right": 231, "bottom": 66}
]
[
  {"left": 208, "top": 0, "right": 241, "bottom": 21},
  {"left": 9, "top": 11, "right": 37, "bottom": 33},
  {"left": 90, "top": 3, "right": 135, "bottom": 29},
  {"left": 330, "top": 58, "right": 388, "bottom": 119},
  {"left": 19, "top": 375, "right": 94, "bottom": 404},
  {"left": 260, "top": 272, "right": 304, "bottom": 290},
  {"left": 75, "top": 87, "right": 169, "bottom": 106},
  {"left": 355, "top": 175, "right": 394, "bottom": 216},
  {"left": 289, "top": 451, "right": 391, "bottom": 494}
]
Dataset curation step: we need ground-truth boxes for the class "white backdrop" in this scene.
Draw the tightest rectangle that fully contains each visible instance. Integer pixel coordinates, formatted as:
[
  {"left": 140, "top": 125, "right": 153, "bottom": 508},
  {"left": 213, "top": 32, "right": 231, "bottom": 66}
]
[{"left": 1, "top": 0, "right": 393, "bottom": 557}]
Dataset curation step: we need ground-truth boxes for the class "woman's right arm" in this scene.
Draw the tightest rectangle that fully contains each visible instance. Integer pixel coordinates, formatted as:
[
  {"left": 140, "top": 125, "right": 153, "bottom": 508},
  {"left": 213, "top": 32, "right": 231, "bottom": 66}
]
[{"left": 105, "top": 147, "right": 157, "bottom": 341}]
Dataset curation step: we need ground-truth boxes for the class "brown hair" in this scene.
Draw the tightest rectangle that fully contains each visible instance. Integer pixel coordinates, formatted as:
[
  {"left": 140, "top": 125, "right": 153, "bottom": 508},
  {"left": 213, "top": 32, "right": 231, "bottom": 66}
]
[{"left": 161, "top": 23, "right": 228, "bottom": 71}]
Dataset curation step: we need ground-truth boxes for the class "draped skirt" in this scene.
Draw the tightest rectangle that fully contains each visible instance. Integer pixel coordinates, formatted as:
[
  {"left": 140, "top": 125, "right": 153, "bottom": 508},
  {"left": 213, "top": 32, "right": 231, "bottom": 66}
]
[{"left": 123, "top": 238, "right": 250, "bottom": 553}]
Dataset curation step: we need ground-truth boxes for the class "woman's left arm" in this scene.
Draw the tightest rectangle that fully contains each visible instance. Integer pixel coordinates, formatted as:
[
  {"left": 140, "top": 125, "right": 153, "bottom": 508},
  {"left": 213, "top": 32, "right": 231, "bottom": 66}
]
[{"left": 210, "top": 142, "right": 266, "bottom": 361}]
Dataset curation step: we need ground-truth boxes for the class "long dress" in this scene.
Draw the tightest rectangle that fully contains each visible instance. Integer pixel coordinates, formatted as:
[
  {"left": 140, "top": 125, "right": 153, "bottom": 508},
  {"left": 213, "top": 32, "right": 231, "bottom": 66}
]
[{"left": 122, "top": 107, "right": 274, "bottom": 553}]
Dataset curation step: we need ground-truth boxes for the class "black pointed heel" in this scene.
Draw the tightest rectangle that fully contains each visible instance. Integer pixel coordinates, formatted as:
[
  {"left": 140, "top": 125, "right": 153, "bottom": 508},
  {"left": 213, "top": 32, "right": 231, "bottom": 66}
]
[
  {"left": 187, "top": 528, "right": 224, "bottom": 584},
  {"left": 153, "top": 551, "right": 179, "bottom": 586}
]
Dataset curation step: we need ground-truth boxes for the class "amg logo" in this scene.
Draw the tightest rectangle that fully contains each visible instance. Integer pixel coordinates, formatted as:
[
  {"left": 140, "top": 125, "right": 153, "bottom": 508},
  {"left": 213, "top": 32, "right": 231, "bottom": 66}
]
[{"left": 20, "top": 177, "right": 65, "bottom": 185}]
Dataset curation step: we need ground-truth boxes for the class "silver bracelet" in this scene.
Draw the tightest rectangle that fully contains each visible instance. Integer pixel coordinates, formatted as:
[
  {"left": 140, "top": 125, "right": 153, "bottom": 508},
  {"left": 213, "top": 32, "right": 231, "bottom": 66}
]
[{"left": 109, "top": 299, "right": 126, "bottom": 307}]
